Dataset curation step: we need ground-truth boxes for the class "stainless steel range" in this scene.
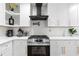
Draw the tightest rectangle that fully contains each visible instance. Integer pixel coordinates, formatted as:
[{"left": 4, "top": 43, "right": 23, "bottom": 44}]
[
  {"left": 28, "top": 3, "right": 49, "bottom": 56},
  {"left": 27, "top": 35, "right": 50, "bottom": 56}
]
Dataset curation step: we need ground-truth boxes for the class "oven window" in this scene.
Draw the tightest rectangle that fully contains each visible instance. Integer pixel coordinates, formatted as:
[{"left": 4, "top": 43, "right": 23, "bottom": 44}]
[{"left": 28, "top": 46, "right": 50, "bottom": 56}]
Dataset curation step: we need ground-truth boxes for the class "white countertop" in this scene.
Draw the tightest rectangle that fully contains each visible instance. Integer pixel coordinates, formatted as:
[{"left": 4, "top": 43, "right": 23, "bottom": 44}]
[
  {"left": 0, "top": 36, "right": 29, "bottom": 45},
  {"left": 0, "top": 36, "right": 79, "bottom": 45},
  {"left": 49, "top": 36, "right": 79, "bottom": 40}
]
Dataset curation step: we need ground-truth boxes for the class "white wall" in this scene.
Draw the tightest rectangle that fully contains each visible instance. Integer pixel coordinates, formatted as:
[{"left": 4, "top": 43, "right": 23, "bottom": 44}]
[{"left": 0, "top": 27, "right": 7, "bottom": 37}]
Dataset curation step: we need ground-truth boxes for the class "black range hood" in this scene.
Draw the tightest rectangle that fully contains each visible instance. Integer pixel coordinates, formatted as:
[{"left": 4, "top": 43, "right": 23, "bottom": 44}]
[{"left": 29, "top": 3, "right": 48, "bottom": 20}]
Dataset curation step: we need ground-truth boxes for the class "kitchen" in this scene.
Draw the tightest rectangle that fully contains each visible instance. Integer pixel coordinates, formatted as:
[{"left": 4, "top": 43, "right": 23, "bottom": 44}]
[{"left": 0, "top": 3, "right": 79, "bottom": 56}]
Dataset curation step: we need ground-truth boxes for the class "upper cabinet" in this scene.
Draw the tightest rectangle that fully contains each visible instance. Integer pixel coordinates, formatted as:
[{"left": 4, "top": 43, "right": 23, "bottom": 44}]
[
  {"left": 5, "top": 3, "right": 20, "bottom": 26},
  {"left": 0, "top": 3, "right": 5, "bottom": 25},
  {"left": 1, "top": 3, "right": 79, "bottom": 27},
  {"left": 48, "top": 3, "right": 69, "bottom": 26},
  {"left": 48, "top": 3, "right": 58, "bottom": 26},
  {"left": 69, "top": 4, "right": 79, "bottom": 26},
  {"left": 20, "top": 3, "right": 30, "bottom": 26},
  {"left": 5, "top": 3, "right": 30, "bottom": 27},
  {"left": 48, "top": 3, "right": 79, "bottom": 27}
]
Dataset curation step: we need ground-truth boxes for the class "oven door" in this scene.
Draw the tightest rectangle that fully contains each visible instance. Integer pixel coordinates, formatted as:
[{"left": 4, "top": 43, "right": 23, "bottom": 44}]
[{"left": 27, "top": 45, "right": 50, "bottom": 56}]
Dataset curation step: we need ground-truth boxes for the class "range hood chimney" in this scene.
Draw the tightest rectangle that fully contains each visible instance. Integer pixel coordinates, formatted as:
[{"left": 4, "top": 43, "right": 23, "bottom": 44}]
[
  {"left": 36, "top": 3, "right": 42, "bottom": 16},
  {"left": 29, "top": 3, "right": 48, "bottom": 20}
]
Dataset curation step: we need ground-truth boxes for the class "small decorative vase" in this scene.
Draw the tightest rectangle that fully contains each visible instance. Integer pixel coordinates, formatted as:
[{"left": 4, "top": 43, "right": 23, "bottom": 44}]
[{"left": 9, "top": 16, "right": 14, "bottom": 25}]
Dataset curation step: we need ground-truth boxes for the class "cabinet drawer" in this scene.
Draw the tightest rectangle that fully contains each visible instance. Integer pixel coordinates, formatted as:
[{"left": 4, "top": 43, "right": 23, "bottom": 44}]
[
  {"left": 51, "top": 40, "right": 76, "bottom": 46},
  {"left": 50, "top": 41, "right": 64, "bottom": 46},
  {"left": 13, "top": 40, "right": 27, "bottom": 56},
  {"left": 64, "top": 41, "right": 76, "bottom": 46},
  {"left": 50, "top": 41, "right": 59, "bottom": 46},
  {"left": 13, "top": 40, "right": 27, "bottom": 46}
]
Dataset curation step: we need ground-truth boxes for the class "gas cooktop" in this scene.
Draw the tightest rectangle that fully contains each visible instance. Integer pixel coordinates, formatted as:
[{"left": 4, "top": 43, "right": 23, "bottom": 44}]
[
  {"left": 28, "top": 35, "right": 49, "bottom": 39},
  {"left": 27, "top": 35, "right": 50, "bottom": 45}
]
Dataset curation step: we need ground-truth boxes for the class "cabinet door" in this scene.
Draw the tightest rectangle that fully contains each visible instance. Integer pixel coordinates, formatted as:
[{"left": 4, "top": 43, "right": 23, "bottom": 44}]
[
  {"left": 56, "top": 4, "right": 69, "bottom": 26},
  {"left": 69, "top": 4, "right": 78, "bottom": 26},
  {"left": 66, "top": 46, "right": 76, "bottom": 56},
  {"left": 1, "top": 41, "right": 12, "bottom": 56},
  {"left": 50, "top": 46, "right": 59, "bottom": 56},
  {"left": 6, "top": 41, "right": 12, "bottom": 56},
  {"left": 77, "top": 5, "right": 79, "bottom": 26},
  {"left": 0, "top": 41, "right": 12, "bottom": 56},
  {"left": 20, "top": 3, "right": 30, "bottom": 26},
  {"left": 0, "top": 3, "right": 5, "bottom": 25},
  {"left": 50, "top": 40, "right": 61, "bottom": 56},
  {"left": 50, "top": 40, "right": 67, "bottom": 56},
  {"left": 13, "top": 40, "right": 27, "bottom": 56},
  {"left": 50, "top": 40, "right": 77, "bottom": 56},
  {"left": 48, "top": 4, "right": 69, "bottom": 26},
  {"left": 0, "top": 46, "right": 2, "bottom": 56},
  {"left": 48, "top": 4, "right": 58, "bottom": 26}
]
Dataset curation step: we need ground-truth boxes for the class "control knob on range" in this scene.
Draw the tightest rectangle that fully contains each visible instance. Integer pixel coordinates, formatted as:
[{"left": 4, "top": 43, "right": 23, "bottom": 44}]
[{"left": 35, "top": 39, "right": 43, "bottom": 42}]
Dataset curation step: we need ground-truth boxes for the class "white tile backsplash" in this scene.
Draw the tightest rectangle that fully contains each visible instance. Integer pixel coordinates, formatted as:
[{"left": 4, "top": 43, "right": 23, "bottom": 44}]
[
  {"left": 0, "top": 27, "right": 7, "bottom": 37},
  {"left": 30, "top": 27, "right": 79, "bottom": 37},
  {"left": 32, "top": 27, "right": 48, "bottom": 35},
  {"left": 47, "top": 28, "right": 65, "bottom": 37},
  {"left": 0, "top": 26, "right": 79, "bottom": 37}
]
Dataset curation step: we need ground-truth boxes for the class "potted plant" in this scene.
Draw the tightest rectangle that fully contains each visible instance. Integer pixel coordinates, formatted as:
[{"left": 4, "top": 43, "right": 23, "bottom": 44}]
[{"left": 68, "top": 27, "right": 77, "bottom": 36}]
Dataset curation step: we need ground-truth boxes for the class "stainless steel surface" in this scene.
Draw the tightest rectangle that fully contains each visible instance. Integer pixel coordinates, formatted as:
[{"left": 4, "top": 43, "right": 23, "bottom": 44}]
[{"left": 27, "top": 35, "right": 50, "bottom": 45}]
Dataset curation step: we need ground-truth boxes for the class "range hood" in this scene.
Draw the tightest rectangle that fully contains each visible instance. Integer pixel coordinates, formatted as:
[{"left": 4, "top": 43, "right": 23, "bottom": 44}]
[{"left": 29, "top": 3, "right": 48, "bottom": 20}]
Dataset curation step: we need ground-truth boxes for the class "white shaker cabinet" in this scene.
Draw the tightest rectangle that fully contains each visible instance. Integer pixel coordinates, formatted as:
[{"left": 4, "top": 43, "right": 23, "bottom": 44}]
[
  {"left": 69, "top": 4, "right": 78, "bottom": 26},
  {"left": 0, "top": 41, "right": 12, "bottom": 56},
  {"left": 50, "top": 40, "right": 66, "bottom": 56},
  {"left": 77, "top": 5, "right": 79, "bottom": 26},
  {"left": 50, "top": 40, "right": 60, "bottom": 56},
  {"left": 48, "top": 4, "right": 58, "bottom": 26},
  {"left": 66, "top": 46, "right": 77, "bottom": 56},
  {"left": 13, "top": 40, "right": 27, "bottom": 56},
  {"left": 0, "top": 3, "right": 5, "bottom": 25},
  {"left": 20, "top": 3, "right": 30, "bottom": 26},
  {"left": 68, "top": 4, "right": 79, "bottom": 26},
  {"left": 50, "top": 40, "right": 77, "bottom": 56},
  {"left": 48, "top": 4, "right": 69, "bottom": 26},
  {"left": 51, "top": 45, "right": 62, "bottom": 56},
  {"left": 0, "top": 46, "right": 1, "bottom": 56},
  {"left": 56, "top": 4, "right": 69, "bottom": 26}
]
